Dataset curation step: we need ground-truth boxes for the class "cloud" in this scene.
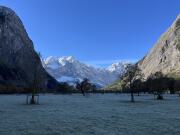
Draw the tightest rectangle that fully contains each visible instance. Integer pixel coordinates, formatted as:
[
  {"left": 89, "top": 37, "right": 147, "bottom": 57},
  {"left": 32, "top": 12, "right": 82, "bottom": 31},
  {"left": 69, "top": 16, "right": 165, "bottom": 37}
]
[{"left": 84, "top": 59, "right": 138, "bottom": 68}]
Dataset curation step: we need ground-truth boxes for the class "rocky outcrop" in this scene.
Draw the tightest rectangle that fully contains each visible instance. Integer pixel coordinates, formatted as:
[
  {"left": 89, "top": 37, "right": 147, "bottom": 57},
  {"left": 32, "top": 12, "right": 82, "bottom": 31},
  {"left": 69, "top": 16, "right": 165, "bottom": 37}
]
[
  {"left": 0, "top": 6, "right": 59, "bottom": 92},
  {"left": 138, "top": 15, "right": 180, "bottom": 79}
]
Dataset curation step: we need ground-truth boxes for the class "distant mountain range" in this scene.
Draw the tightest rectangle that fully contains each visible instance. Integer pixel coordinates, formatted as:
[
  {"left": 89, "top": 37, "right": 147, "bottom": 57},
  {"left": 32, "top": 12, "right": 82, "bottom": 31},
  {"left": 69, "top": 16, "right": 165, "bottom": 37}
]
[{"left": 42, "top": 56, "right": 129, "bottom": 87}]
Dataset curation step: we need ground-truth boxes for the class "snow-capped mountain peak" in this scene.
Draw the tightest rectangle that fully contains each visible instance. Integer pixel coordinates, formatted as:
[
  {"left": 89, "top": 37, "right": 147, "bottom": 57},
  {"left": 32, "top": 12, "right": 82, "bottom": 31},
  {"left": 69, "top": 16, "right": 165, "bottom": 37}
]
[
  {"left": 42, "top": 56, "right": 129, "bottom": 87},
  {"left": 107, "top": 62, "right": 128, "bottom": 74},
  {"left": 58, "top": 56, "right": 77, "bottom": 66},
  {"left": 59, "top": 56, "right": 76, "bottom": 64}
]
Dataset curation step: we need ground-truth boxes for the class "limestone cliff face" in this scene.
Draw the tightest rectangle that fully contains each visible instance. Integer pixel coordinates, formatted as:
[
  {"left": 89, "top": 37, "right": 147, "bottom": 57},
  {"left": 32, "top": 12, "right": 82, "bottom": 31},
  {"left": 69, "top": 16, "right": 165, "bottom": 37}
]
[
  {"left": 138, "top": 15, "right": 180, "bottom": 79},
  {"left": 0, "top": 6, "right": 58, "bottom": 91}
]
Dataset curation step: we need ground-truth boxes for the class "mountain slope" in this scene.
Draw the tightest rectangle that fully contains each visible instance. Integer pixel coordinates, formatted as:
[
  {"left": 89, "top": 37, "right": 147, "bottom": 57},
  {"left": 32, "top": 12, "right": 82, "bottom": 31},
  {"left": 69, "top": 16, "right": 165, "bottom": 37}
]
[
  {"left": 43, "top": 56, "right": 128, "bottom": 87},
  {"left": 138, "top": 15, "right": 180, "bottom": 79},
  {"left": 0, "top": 6, "right": 59, "bottom": 92},
  {"left": 106, "top": 14, "right": 180, "bottom": 90}
]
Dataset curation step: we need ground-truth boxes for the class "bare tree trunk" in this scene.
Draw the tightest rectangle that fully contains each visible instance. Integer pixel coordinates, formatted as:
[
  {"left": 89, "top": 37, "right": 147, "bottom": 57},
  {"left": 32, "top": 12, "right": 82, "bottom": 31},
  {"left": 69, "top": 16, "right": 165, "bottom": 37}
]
[
  {"left": 82, "top": 90, "right": 85, "bottom": 96},
  {"left": 131, "top": 90, "right": 134, "bottom": 102},
  {"left": 157, "top": 93, "right": 163, "bottom": 100},
  {"left": 130, "top": 82, "right": 134, "bottom": 102},
  {"left": 81, "top": 86, "right": 85, "bottom": 96},
  {"left": 31, "top": 89, "right": 36, "bottom": 104}
]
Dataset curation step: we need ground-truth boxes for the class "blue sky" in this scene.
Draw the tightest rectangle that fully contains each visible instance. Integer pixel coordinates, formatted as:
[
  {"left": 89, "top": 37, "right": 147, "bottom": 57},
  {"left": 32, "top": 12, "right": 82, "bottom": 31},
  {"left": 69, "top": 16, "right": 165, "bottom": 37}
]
[{"left": 1, "top": 0, "right": 180, "bottom": 67}]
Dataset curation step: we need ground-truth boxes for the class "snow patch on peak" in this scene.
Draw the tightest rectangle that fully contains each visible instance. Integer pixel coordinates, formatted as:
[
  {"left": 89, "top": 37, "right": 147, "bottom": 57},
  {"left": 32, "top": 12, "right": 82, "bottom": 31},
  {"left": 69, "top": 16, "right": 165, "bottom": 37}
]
[
  {"left": 66, "top": 56, "right": 75, "bottom": 61},
  {"left": 59, "top": 56, "right": 75, "bottom": 61},
  {"left": 58, "top": 56, "right": 78, "bottom": 66},
  {"left": 107, "top": 62, "right": 128, "bottom": 74},
  {"left": 44, "top": 56, "right": 59, "bottom": 69},
  {"left": 44, "top": 56, "right": 57, "bottom": 64}
]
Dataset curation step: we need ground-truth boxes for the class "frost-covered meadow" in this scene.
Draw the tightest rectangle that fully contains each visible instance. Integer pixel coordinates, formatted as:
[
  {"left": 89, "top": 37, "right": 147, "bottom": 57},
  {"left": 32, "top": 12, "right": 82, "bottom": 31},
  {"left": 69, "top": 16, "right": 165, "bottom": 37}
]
[{"left": 0, "top": 94, "right": 180, "bottom": 135}]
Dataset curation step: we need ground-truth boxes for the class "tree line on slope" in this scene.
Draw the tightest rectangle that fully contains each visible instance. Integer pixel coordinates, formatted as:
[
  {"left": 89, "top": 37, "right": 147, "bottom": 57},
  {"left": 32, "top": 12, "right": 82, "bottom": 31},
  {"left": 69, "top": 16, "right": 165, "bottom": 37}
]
[{"left": 120, "top": 64, "right": 180, "bottom": 102}]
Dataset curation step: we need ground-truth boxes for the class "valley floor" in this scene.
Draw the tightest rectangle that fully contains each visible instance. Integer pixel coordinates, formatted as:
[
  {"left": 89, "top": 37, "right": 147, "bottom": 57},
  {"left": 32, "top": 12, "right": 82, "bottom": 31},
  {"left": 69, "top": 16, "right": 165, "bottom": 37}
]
[{"left": 0, "top": 94, "right": 180, "bottom": 135}]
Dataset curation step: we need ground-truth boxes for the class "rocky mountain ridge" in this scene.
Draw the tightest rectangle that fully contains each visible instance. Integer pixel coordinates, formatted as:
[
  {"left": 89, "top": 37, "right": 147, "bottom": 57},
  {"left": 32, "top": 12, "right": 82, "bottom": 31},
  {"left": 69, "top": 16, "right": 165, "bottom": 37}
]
[{"left": 43, "top": 56, "right": 129, "bottom": 87}]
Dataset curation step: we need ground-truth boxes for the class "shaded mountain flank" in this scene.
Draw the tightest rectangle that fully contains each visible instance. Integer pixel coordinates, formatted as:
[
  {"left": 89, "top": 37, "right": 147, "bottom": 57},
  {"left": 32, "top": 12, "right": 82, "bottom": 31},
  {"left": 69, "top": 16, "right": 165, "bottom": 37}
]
[{"left": 0, "top": 6, "right": 61, "bottom": 93}]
